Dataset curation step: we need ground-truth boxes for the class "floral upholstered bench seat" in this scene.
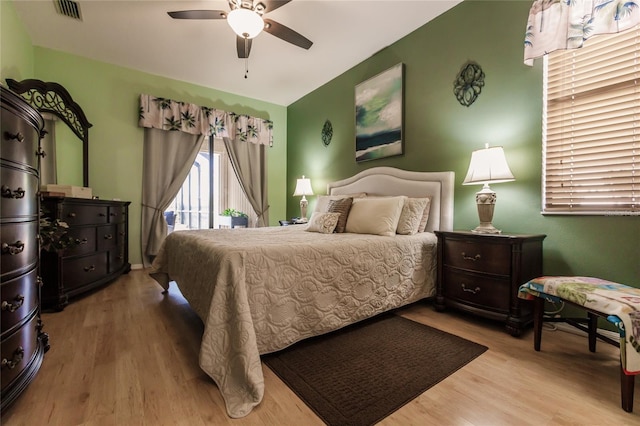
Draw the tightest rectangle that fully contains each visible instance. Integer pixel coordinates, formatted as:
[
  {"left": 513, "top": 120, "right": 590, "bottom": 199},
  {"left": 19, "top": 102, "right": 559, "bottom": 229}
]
[{"left": 518, "top": 276, "right": 640, "bottom": 413}]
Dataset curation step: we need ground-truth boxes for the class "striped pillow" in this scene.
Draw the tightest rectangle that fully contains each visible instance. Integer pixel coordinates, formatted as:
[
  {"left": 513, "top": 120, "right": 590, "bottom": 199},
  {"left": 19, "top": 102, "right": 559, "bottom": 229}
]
[{"left": 327, "top": 197, "right": 353, "bottom": 233}]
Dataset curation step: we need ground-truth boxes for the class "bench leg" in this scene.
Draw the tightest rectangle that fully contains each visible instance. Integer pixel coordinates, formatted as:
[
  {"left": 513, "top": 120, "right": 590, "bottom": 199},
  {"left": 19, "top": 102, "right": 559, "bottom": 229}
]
[
  {"left": 588, "top": 312, "right": 597, "bottom": 352},
  {"left": 621, "top": 366, "right": 635, "bottom": 413},
  {"left": 533, "top": 297, "right": 544, "bottom": 351}
]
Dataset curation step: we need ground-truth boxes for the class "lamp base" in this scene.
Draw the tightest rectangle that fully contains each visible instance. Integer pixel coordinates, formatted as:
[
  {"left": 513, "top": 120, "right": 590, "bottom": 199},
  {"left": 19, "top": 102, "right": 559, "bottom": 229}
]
[
  {"left": 299, "top": 196, "right": 309, "bottom": 222},
  {"left": 471, "top": 185, "right": 501, "bottom": 234},
  {"left": 471, "top": 222, "right": 502, "bottom": 234}
]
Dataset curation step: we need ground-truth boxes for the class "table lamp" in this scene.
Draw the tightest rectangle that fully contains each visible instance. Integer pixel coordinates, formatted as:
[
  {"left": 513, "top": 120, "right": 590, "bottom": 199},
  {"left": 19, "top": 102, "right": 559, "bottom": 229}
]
[
  {"left": 463, "top": 144, "right": 515, "bottom": 234},
  {"left": 293, "top": 175, "right": 314, "bottom": 222}
]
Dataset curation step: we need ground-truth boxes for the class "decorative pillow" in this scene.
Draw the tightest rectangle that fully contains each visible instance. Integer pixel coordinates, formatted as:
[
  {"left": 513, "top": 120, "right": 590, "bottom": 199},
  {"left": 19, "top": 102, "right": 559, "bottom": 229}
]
[
  {"left": 314, "top": 193, "right": 366, "bottom": 213},
  {"left": 397, "top": 198, "right": 430, "bottom": 235},
  {"left": 305, "top": 212, "right": 341, "bottom": 234},
  {"left": 345, "top": 196, "right": 405, "bottom": 236},
  {"left": 327, "top": 197, "right": 353, "bottom": 233},
  {"left": 417, "top": 197, "right": 432, "bottom": 232}
]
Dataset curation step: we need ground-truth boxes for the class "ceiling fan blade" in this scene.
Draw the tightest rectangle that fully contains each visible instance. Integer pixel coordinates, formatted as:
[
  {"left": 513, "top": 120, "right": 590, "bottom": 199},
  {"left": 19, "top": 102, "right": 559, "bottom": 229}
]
[
  {"left": 236, "top": 36, "right": 253, "bottom": 59},
  {"left": 167, "top": 10, "right": 227, "bottom": 20},
  {"left": 261, "top": 1, "right": 293, "bottom": 14},
  {"left": 263, "top": 18, "right": 312, "bottom": 50}
]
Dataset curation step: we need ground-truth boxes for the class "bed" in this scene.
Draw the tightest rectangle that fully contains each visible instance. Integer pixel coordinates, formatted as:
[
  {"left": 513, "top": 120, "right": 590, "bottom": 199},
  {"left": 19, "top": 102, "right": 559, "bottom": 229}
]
[{"left": 150, "top": 167, "right": 454, "bottom": 418}]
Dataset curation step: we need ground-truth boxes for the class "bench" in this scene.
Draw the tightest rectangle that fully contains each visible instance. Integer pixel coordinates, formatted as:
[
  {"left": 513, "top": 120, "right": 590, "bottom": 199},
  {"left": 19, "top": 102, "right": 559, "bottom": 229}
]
[{"left": 518, "top": 276, "right": 640, "bottom": 413}]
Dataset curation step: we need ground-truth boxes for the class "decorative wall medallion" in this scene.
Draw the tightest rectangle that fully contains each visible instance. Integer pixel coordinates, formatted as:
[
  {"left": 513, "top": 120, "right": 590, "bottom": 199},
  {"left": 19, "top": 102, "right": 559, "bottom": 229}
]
[
  {"left": 321, "top": 119, "right": 333, "bottom": 147},
  {"left": 453, "top": 62, "right": 485, "bottom": 107}
]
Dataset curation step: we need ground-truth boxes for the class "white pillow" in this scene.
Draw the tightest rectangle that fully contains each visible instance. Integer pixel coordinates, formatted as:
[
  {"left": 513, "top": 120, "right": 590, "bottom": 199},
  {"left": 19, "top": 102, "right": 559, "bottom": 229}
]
[
  {"left": 305, "top": 212, "right": 341, "bottom": 234},
  {"left": 345, "top": 196, "right": 406, "bottom": 236},
  {"left": 397, "top": 198, "right": 430, "bottom": 235},
  {"left": 314, "top": 193, "right": 367, "bottom": 213}
]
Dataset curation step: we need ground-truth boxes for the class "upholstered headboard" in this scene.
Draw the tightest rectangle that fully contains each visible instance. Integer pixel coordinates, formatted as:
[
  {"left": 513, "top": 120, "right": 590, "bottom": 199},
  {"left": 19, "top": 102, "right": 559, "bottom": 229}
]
[{"left": 327, "top": 167, "right": 454, "bottom": 232}]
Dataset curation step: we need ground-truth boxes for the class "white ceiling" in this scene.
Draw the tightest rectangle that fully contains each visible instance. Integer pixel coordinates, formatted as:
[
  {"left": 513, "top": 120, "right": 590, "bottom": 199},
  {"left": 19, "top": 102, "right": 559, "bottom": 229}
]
[{"left": 13, "top": 0, "right": 462, "bottom": 106}]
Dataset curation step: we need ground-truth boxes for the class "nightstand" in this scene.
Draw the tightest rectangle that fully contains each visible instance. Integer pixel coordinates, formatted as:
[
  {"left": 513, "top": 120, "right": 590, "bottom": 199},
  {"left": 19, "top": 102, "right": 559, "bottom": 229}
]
[
  {"left": 434, "top": 231, "right": 546, "bottom": 336},
  {"left": 279, "top": 220, "right": 305, "bottom": 226}
]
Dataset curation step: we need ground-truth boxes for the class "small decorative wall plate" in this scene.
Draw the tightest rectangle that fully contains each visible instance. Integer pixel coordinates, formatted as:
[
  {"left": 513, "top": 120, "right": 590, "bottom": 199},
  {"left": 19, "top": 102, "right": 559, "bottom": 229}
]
[
  {"left": 453, "top": 62, "right": 485, "bottom": 107},
  {"left": 321, "top": 119, "right": 333, "bottom": 147}
]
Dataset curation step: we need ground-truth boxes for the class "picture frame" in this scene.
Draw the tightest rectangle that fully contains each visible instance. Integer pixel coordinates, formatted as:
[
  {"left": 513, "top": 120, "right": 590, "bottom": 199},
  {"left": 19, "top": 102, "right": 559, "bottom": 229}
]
[{"left": 355, "top": 63, "right": 404, "bottom": 162}]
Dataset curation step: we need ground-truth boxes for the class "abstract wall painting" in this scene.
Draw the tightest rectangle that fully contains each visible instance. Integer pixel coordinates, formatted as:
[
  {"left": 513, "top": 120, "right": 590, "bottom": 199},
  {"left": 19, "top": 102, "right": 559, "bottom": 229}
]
[{"left": 355, "top": 63, "right": 404, "bottom": 162}]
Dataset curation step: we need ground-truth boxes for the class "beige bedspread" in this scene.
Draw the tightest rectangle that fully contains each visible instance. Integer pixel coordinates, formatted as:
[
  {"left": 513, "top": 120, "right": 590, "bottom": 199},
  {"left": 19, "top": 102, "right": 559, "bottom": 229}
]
[{"left": 150, "top": 226, "right": 437, "bottom": 418}]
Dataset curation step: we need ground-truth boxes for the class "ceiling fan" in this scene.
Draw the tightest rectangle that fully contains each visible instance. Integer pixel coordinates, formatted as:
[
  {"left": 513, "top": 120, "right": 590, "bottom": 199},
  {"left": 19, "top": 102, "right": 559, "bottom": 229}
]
[{"left": 168, "top": 0, "right": 313, "bottom": 60}]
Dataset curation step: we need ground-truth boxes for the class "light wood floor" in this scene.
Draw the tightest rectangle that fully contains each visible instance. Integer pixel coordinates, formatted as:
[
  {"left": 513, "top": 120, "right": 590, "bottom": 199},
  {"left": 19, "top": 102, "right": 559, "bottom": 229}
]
[{"left": 2, "top": 270, "right": 638, "bottom": 425}]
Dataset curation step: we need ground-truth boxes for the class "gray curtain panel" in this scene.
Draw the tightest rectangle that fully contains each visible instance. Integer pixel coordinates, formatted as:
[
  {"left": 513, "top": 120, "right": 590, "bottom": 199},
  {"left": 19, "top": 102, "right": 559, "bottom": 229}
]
[
  {"left": 224, "top": 137, "right": 269, "bottom": 227},
  {"left": 141, "top": 128, "right": 204, "bottom": 267}
]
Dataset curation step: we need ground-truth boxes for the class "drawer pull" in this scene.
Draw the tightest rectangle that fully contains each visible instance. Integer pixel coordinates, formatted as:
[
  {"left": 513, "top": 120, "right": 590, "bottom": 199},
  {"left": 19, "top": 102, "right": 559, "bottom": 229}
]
[
  {"left": 110, "top": 212, "right": 117, "bottom": 217},
  {"left": 1, "top": 294, "right": 25, "bottom": 312},
  {"left": 461, "top": 283, "right": 481, "bottom": 294},
  {"left": 461, "top": 252, "right": 481, "bottom": 262},
  {"left": 7, "top": 131, "right": 25, "bottom": 143},
  {"left": 36, "top": 147, "right": 46, "bottom": 158},
  {"left": 37, "top": 276, "right": 43, "bottom": 287},
  {"left": 104, "top": 234, "right": 113, "bottom": 240},
  {"left": 98, "top": 212, "right": 106, "bottom": 217},
  {"left": 75, "top": 238, "right": 88, "bottom": 245},
  {"left": 1, "top": 347, "right": 24, "bottom": 370},
  {"left": 67, "top": 212, "right": 77, "bottom": 218},
  {"left": 84, "top": 265, "right": 96, "bottom": 272},
  {"left": 2, "top": 241, "right": 25, "bottom": 255},
  {"left": 1, "top": 185, "right": 26, "bottom": 199}
]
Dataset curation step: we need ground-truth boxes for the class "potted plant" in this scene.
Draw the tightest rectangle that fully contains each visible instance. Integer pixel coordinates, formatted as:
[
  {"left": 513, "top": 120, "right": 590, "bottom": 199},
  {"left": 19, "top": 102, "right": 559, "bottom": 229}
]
[
  {"left": 219, "top": 208, "right": 249, "bottom": 228},
  {"left": 39, "top": 213, "right": 77, "bottom": 252}
]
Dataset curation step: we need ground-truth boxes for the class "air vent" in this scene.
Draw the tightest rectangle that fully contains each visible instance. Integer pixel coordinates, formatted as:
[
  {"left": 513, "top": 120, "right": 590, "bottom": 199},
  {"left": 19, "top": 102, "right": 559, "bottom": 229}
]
[{"left": 54, "top": 0, "right": 82, "bottom": 21}]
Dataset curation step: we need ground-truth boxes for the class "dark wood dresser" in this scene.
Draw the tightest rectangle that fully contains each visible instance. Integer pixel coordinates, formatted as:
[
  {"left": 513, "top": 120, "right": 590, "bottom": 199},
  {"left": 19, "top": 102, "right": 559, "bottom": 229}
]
[
  {"left": 40, "top": 196, "right": 130, "bottom": 310},
  {"left": 1, "top": 86, "right": 48, "bottom": 412},
  {"left": 435, "top": 231, "right": 546, "bottom": 336}
]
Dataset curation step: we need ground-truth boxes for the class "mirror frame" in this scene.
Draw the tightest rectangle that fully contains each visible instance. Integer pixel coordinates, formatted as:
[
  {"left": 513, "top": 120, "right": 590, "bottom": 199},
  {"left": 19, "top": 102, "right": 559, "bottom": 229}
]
[{"left": 6, "top": 78, "right": 92, "bottom": 187}]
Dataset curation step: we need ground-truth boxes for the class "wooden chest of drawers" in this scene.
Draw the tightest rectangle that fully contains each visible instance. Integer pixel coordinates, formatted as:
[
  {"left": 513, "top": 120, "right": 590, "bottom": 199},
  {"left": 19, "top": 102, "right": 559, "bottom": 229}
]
[
  {"left": 40, "top": 197, "right": 130, "bottom": 310},
  {"left": 435, "top": 231, "right": 546, "bottom": 336},
  {"left": 1, "top": 86, "right": 47, "bottom": 413}
]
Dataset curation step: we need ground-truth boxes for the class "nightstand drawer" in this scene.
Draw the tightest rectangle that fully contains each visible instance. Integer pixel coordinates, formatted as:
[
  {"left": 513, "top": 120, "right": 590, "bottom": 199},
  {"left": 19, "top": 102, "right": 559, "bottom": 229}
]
[
  {"left": 443, "top": 268, "right": 510, "bottom": 312},
  {"left": 443, "top": 239, "right": 511, "bottom": 275}
]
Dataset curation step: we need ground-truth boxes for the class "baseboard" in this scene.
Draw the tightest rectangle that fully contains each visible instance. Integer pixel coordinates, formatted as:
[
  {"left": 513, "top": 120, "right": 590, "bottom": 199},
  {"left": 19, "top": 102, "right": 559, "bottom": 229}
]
[{"left": 130, "top": 263, "right": 144, "bottom": 270}]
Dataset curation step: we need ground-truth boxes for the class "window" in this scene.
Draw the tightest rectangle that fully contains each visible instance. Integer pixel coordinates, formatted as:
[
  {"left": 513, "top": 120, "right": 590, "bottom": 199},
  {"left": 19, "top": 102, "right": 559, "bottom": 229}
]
[
  {"left": 543, "top": 26, "right": 639, "bottom": 215},
  {"left": 165, "top": 137, "right": 257, "bottom": 231}
]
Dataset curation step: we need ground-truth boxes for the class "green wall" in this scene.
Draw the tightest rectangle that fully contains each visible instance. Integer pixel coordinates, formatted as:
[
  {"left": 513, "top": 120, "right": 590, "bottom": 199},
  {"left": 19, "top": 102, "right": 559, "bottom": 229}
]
[
  {"left": 1, "top": 0, "right": 34, "bottom": 79},
  {"left": 287, "top": 0, "right": 639, "bottom": 287},
  {"left": 1, "top": 1, "right": 288, "bottom": 267}
]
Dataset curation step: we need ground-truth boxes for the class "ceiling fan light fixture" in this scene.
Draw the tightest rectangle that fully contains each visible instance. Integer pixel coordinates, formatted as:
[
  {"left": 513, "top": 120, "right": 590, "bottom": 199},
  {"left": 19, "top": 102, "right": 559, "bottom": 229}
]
[{"left": 227, "top": 8, "right": 264, "bottom": 39}]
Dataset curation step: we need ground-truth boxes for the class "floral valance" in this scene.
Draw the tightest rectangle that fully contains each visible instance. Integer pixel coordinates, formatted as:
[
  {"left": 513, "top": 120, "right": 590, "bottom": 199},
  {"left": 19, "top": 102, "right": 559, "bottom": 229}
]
[
  {"left": 524, "top": 0, "right": 640, "bottom": 66},
  {"left": 138, "top": 94, "right": 273, "bottom": 146}
]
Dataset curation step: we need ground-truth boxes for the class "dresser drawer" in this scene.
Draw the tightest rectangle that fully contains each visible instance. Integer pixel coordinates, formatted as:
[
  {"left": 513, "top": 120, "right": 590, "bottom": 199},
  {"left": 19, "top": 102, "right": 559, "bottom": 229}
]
[
  {"left": 61, "top": 252, "right": 109, "bottom": 291},
  {"left": 62, "top": 204, "right": 109, "bottom": 226},
  {"left": 108, "top": 205, "right": 127, "bottom": 223},
  {"left": 97, "top": 224, "right": 118, "bottom": 251},
  {"left": 0, "top": 165, "right": 38, "bottom": 219},
  {"left": 0, "top": 312, "right": 40, "bottom": 393},
  {"left": 1, "top": 109, "right": 40, "bottom": 171},
  {"left": 61, "top": 226, "right": 97, "bottom": 257},
  {"left": 443, "top": 239, "right": 511, "bottom": 275},
  {"left": 443, "top": 268, "right": 510, "bottom": 313},
  {"left": 1, "top": 268, "right": 38, "bottom": 334},
  {"left": 1, "top": 220, "right": 38, "bottom": 280},
  {"left": 109, "top": 248, "right": 126, "bottom": 273}
]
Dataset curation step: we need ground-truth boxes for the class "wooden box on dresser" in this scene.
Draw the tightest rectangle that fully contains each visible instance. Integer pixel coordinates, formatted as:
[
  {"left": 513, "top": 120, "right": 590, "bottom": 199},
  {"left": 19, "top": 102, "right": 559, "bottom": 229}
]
[
  {"left": 40, "top": 196, "right": 131, "bottom": 310},
  {"left": 435, "top": 231, "right": 546, "bottom": 337},
  {"left": 1, "top": 86, "right": 48, "bottom": 412}
]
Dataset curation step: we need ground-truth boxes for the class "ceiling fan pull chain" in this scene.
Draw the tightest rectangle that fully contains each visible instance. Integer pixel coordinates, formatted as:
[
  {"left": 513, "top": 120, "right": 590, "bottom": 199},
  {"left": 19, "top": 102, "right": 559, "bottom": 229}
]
[{"left": 244, "top": 37, "right": 249, "bottom": 79}]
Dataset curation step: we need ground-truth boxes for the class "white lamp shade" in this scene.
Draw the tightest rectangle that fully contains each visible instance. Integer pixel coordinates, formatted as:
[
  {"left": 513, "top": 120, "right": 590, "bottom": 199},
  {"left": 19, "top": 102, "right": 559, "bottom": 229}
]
[
  {"left": 227, "top": 9, "right": 264, "bottom": 39},
  {"left": 293, "top": 176, "right": 314, "bottom": 196},
  {"left": 463, "top": 146, "right": 515, "bottom": 185}
]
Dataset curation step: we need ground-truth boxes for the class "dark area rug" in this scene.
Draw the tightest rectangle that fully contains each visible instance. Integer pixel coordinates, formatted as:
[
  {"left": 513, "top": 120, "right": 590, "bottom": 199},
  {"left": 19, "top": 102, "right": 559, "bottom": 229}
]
[{"left": 263, "top": 313, "right": 488, "bottom": 426}]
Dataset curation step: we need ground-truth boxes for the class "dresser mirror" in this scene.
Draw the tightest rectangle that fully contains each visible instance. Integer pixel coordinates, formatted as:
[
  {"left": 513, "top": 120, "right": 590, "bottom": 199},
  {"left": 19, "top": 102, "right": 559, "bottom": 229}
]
[{"left": 5, "top": 78, "right": 91, "bottom": 188}]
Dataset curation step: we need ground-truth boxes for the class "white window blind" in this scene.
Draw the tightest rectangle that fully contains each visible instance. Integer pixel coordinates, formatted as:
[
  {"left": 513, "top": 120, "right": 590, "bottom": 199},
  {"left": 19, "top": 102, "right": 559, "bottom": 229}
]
[{"left": 543, "top": 26, "right": 639, "bottom": 214}]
